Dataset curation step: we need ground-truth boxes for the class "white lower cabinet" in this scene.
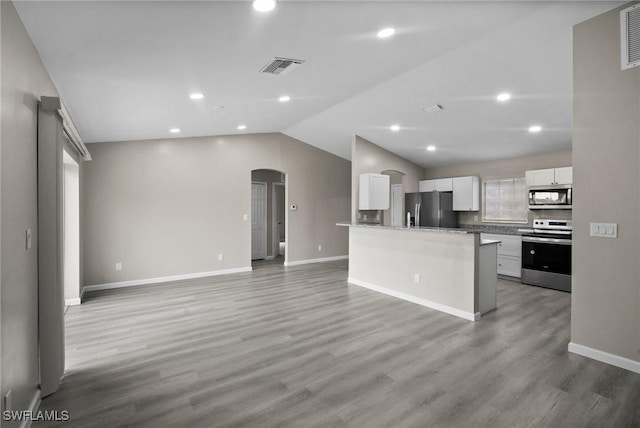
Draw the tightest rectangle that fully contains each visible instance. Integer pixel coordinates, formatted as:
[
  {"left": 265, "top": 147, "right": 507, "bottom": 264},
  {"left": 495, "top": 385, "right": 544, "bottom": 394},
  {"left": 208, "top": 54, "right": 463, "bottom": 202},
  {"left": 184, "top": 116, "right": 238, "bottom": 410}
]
[{"left": 481, "top": 233, "right": 522, "bottom": 278}]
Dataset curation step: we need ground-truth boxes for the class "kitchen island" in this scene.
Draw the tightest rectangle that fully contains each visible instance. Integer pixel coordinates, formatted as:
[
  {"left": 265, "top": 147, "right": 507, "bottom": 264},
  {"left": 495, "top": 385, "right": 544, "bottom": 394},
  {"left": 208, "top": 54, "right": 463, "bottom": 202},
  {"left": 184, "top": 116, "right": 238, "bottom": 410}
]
[{"left": 337, "top": 223, "right": 498, "bottom": 321}]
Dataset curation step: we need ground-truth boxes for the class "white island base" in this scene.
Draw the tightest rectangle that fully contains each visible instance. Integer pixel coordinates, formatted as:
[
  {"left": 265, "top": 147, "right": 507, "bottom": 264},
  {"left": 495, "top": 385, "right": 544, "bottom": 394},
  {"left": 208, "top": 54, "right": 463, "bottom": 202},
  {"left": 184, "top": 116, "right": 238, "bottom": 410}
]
[{"left": 340, "top": 224, "right": 498, "bottom": 321}]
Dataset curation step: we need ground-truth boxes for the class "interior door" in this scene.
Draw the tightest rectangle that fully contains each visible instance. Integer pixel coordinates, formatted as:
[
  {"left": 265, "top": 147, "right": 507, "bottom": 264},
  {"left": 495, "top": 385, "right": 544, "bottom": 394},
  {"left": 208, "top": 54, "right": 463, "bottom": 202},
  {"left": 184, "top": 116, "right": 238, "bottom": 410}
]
[
  {"left": 273, "top": 183, "right": 285, "bottom": 257},
  {"left": 251, "top": 182, "right": 267, "bottom": 260},
  {"left": 391, "top": 184, "right": 403, "bottom": 226}
]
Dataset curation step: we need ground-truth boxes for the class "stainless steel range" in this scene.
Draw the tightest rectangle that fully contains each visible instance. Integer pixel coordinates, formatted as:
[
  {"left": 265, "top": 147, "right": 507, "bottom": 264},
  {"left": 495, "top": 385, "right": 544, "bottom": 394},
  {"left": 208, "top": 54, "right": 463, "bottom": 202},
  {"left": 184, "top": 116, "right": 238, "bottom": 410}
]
[{"left": 519, "top": 219, "right": 572, "bottom": 292}]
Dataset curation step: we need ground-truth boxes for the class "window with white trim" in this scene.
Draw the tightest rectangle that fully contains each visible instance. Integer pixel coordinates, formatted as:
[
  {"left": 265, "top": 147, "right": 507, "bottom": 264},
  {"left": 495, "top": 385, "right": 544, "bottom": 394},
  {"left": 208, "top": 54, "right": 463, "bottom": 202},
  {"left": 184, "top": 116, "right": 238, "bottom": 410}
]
[{"left": 483, "top": 177, "right": 528, "bottom": 223}]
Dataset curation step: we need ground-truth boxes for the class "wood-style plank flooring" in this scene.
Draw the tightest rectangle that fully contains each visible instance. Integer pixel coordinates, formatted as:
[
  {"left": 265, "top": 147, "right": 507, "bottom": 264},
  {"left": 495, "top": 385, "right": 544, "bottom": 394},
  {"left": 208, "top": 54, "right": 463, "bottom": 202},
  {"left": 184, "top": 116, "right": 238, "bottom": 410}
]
[{"left": 36, "top": 260, "right": 640, "bottom": 427}]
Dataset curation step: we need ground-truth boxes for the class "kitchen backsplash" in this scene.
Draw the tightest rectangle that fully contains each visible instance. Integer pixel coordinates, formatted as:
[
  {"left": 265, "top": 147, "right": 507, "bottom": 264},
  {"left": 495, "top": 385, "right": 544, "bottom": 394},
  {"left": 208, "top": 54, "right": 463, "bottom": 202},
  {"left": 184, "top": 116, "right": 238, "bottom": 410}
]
[{"left": 457, "top": 209, "right": 572, "bottom": 227}]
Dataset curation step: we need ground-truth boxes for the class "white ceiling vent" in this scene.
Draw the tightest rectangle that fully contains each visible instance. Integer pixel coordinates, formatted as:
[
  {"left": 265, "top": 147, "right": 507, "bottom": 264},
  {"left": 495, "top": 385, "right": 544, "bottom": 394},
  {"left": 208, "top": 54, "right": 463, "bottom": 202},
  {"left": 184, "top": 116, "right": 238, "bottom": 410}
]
[
  {"left": 260, "top": 57, "right": 305, "bottom": 75},
  {"left": 621, "top": 3, "right": 640, "bottom": 70},
  {"left": 423, "top": 104, "right": 444, "bottom": 114}
]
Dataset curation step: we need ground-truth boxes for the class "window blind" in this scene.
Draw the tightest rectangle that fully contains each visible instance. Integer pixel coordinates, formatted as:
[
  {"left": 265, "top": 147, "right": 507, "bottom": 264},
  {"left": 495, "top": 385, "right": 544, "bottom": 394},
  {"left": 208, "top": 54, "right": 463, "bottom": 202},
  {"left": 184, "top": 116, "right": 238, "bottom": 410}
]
[{"left": 483, "top": 177, "right": 528, "bottom": 223}]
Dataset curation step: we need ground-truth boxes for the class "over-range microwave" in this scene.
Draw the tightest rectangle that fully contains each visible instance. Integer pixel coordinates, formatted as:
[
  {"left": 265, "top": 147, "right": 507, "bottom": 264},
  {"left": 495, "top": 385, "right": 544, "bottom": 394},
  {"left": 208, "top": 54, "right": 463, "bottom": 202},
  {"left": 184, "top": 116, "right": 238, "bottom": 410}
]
[{"left": 528, "top": 185, "right": 572, "bottom": 210}]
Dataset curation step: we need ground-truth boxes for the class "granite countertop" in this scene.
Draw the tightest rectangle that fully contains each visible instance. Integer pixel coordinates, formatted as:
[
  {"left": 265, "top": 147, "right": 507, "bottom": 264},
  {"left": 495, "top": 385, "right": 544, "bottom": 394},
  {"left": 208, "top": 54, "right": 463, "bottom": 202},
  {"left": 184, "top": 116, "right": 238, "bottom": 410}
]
[
  {"left": 480, "top": 239, "right": 501, "bottom": 246},
  {"left": 336, "top": 222, "right": 477, "bottom": 235},
  {"left": 458, "top": 224, "right": 528, "bottom": 235}
]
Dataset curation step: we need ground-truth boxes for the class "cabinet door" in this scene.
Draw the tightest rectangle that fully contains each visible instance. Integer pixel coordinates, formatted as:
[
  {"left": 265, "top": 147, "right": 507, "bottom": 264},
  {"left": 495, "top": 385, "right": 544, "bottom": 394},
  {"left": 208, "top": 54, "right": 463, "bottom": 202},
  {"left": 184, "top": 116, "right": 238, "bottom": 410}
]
[
  {"left": 369, "top": 174, "right": 390, "bottom": 209},
  {"left": 359, "top": 173, "right": 390, "bottom": 210},
  {"left": 555, "top": 167, "right": 573, "bottom": 185},
  {"left": 419, "top": 180, "right": 435, "bottom": 192},
  {"left": 525, "top": 169, "right": 555, "bottom": 186},
  {"left": 497, "top": 255, "right": 522, "bottom": 278},
  {"left": 452, "top": 176, "right": 479, "bottom": 211},
  {"left": 435, "top": 178, "right": 453, "bottom": 192}
]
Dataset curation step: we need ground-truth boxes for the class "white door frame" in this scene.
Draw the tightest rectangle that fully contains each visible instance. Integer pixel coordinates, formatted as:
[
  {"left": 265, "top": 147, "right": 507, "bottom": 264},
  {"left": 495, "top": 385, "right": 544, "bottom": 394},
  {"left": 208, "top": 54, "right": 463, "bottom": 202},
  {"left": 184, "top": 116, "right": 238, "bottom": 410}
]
[
  {"left": 272, "top": 182, "right": 285, "bottom": 259},
  {"left": 63, "top": 150, "right": 80, "bottom": 306},
  {"left": 251, "top": 181, "right": 268, "bottom": 260},
  {"left": 391, "top": 184, "right": 403, "bottom": 227}
]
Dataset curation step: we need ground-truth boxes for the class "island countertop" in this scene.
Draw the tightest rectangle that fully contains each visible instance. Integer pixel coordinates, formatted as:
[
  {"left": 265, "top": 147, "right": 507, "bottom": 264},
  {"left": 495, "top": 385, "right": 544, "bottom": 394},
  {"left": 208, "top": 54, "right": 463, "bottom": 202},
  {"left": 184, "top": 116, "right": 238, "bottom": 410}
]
[{"left": 336, "top": 221, "right": 478, "bottom": 235}]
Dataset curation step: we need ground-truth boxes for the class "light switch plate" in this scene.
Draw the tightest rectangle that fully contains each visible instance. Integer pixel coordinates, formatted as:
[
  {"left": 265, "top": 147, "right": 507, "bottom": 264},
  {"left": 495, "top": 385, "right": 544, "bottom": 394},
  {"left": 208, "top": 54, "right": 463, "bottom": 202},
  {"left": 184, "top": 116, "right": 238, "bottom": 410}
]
[
  {"left": 590, "top": 222, "right": 618, "bottom": 238},
  {"left": 26, "top": 228, "right": 32, "bottom": 250}
]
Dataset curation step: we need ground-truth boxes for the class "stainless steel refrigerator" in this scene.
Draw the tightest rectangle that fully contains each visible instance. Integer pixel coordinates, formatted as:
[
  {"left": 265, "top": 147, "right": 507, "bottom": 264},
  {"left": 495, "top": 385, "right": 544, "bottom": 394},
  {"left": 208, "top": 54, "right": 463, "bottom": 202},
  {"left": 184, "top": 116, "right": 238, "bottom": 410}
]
[{"left": 405, "top": 191, "right": 458, "bottom": 228}]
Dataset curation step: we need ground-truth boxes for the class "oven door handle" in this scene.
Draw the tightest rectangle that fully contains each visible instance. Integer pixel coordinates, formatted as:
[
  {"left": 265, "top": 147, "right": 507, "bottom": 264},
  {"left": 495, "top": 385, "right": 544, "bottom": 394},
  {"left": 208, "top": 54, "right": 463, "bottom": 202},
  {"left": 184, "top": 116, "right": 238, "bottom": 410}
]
[{"left": 522, "top": 236, "right": 572, "bottom": 245}]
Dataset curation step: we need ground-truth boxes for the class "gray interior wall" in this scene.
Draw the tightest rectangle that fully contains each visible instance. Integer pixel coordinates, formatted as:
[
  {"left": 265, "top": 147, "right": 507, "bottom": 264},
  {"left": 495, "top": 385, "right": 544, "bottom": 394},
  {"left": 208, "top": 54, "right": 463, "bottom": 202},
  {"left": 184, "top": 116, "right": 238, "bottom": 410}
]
[
  {"left": 424, "top": 150, "right": 573, "bottom": 225},
  {"left": 351, "top": 136, "right": 424, "bottom": 223},
  {"left": 1, "top": 0, "right": 59, "bottom": 418},
  {"left": 572, "top": 4, "right": 640, "bottom": 362},
  {"left": 251, "top": 169, "right": 284, "bottom": 258},
  {"left": 82, "top": 133, "right": 351, "bottom": 286}
]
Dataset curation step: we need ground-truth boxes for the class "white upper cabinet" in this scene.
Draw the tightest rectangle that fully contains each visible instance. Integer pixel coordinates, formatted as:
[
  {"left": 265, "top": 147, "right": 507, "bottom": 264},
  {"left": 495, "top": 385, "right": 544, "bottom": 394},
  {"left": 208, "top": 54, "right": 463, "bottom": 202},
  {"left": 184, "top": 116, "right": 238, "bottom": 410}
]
[
  {"left": 452, "top": 176, "right": 480, "bottom": 211},
  {"left": 435, "top": 178, "right": 453, "bottom": 192},
  {"left": 525, "top": 168, "right": 555, "bottom": 186},
  {"left": 526, "top": 167, "right": 572, "bottom": 186},
  {"left": 359, "top": 173, "right": 390, "bottom": 210},
  {"left": 554, "top": 167, "right": 573, "bottom": 185},
  {"left": 418, "top": 180, "right": 435, "bottom": 192},
  {"left": 419, "top": 178, "right": 452, "bottom": 192}
]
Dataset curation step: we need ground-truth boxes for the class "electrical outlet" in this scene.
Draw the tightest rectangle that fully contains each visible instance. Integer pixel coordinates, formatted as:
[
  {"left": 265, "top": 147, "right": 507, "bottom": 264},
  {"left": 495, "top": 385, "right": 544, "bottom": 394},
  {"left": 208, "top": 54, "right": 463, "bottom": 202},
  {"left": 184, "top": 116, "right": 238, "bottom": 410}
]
[
  {"left": 218, "top": 254, "right": 224, "bottom": 261},
  {"left": 115, "top": 262, "right": 122, "bottom": 271},
  {"left": 243, "top": 214, "right": 248, "bottom": 221},
  {"left": 317, "top": 245, "right": 322, "bottom": 252},
  {"left": 4, "top": 389, "right": 12, "bottom": 412},
  {"left": 414, "top": 273, "right": 420, "bottom": 283}
]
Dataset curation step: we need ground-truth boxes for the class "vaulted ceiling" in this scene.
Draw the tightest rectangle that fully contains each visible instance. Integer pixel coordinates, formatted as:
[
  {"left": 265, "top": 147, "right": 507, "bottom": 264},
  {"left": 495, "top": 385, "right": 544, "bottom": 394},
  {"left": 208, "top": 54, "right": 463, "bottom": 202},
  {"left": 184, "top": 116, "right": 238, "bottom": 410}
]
[{"left": 15, "top": 1, "right": 620, "bottom": 167}]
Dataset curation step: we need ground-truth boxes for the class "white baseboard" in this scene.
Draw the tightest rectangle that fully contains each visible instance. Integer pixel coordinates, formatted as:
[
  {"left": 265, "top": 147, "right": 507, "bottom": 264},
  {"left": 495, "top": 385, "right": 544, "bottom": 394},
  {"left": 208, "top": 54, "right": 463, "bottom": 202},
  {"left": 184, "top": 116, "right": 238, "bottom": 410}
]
[
  {"left": 265, "top": 255, "right": 275, "bottom": 260},
  {"left": 568, "top": 342, "right": 640, "bottom": 374},
  {"left": 348, "top": 278, "right": 480, "bottom": 322},
  {"left": 64, "top": 298, "right": 81, "bottom": 306},
  {"left": 284, "top": 255, "right": 348, "bottom": 267},
  {"left": 84, "top": 267, "right": 253, "bottom": 293},
  {"left": 20, "top": 389, "right": 41, "bottom": 428}
]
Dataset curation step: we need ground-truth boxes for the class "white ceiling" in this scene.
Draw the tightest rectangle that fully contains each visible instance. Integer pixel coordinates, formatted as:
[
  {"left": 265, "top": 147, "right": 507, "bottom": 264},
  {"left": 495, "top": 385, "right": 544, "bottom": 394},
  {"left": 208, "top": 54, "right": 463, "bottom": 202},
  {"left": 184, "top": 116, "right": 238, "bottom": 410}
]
[{"left": 15, "top": 1, "right": 621, "bottom": 167}]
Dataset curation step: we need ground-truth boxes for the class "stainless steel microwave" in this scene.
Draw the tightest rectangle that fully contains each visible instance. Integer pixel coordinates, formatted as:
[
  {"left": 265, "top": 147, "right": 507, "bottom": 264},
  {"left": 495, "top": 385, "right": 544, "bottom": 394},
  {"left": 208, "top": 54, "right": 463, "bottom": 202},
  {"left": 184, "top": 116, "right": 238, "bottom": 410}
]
[{"left": 528, "top": 185, "right": 572, "bottom": 210}]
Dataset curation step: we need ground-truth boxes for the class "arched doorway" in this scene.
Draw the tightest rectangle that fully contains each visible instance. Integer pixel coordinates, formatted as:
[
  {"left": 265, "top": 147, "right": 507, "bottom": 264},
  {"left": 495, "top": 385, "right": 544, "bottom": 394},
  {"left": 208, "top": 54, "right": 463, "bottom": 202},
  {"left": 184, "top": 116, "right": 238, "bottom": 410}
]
[{"left": 251, "top": 169, "right": 286, "bottom": 268}]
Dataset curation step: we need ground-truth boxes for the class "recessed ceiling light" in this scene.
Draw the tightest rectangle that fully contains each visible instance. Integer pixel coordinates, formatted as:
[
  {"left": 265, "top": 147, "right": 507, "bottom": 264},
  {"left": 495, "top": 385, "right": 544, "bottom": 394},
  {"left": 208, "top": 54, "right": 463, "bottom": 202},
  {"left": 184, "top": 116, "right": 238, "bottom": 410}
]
[
  {"left": 378, "top": 27, "right": 395, "bottom": 39},
  {"left": 529, "top": 125, "right": 542, "bottom": 133},
  {"left": 253, "top": 0, "right": 276, "bottom": 12},
  {"left": 169, "top": 128, "right": 180, "bottom": 134},
  {"left": 279, "top": 95, "right": 290, "bottom": 102},
  {"left": 496, "top": 93, "right": 511, "bottom": 102},
  {"left": 190, "top": 93, "right": 204, "bottom": 100},
  {"left": 390, "top": 124, "right": 400, "bottom": 132},
  {"left": 237, "top": 125, "right": 247, "bottom": 130},
  {"left": 427, "top": 145, "right": 437, "bottom": 152}
]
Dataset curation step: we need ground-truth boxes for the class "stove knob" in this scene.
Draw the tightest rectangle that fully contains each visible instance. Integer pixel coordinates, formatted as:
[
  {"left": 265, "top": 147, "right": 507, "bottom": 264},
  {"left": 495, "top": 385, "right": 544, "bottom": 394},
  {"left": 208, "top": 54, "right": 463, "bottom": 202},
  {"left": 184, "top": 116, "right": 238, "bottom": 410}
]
[{"left": 530, "top": 250, "right": 536, "bottom": 255}]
